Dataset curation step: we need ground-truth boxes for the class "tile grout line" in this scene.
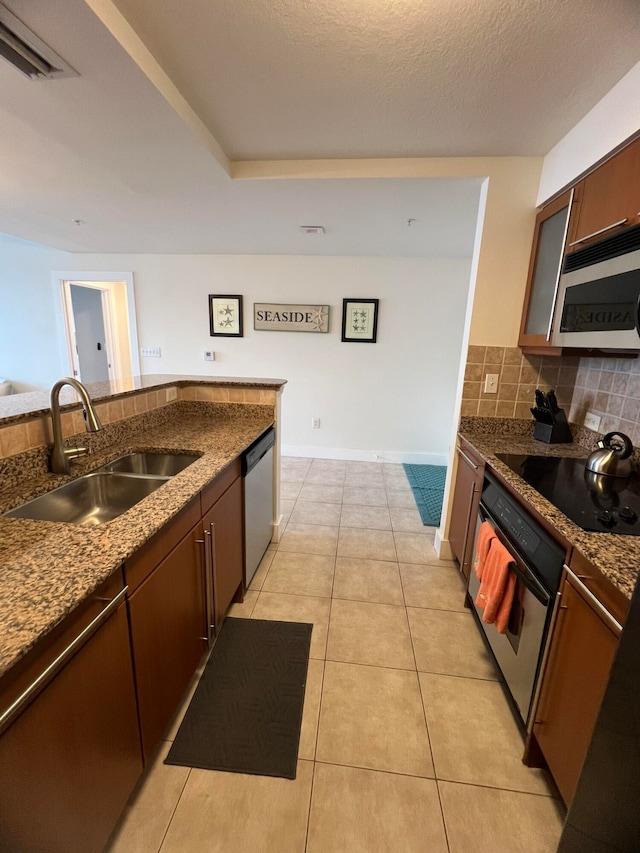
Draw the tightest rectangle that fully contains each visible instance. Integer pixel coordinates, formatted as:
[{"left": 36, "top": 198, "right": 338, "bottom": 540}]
[
  {"left": 155, "top": 765, "right": 193, "bottom": 853},
  {"left": 401, "top": 536, "right": 453, "bottom": 852}
]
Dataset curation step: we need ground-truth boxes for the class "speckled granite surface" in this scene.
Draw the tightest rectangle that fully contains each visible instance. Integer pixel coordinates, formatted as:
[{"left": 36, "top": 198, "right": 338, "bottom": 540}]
[
  {"left": 460, "top": 419, "right": 640, "bottom": 601},
  {"left": 0, "top": 374, "right": 286, "bottom": 424},
  {"left": 0, "top": 403, "right": 274, "bottom": 677}
]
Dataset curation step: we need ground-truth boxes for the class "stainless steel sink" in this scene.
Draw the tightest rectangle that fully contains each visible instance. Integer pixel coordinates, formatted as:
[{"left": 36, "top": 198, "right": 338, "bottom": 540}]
[
  {"left": 96, "top": 451, "right": 201, "bottom": 478},
  {"left": 3, "top": 473, "right": 166, "bottom": 526}
]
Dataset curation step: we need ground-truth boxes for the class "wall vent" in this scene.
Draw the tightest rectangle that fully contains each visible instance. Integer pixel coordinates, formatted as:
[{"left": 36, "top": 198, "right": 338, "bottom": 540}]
[{"left": 0, "top": 4, "right": 77, "bottom": 79}]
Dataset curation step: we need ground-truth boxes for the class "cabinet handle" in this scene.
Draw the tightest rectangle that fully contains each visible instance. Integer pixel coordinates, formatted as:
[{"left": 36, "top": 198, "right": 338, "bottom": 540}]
[
  {"left": 0, "top": 586, "right": 128, "bottom": 736},
  {"left": 568, "top": 218, "right": 628, "bottom": 247},
  {"left": 528, "top": 586, "right": 567, "bottom": 731},
  {"left": 457, "top": 447, "right": 479, "bottom": 470},
  {"left": 209, "top": 522, "right": 218, "bottom": 634},
  {"left": 565, "top": 566, "right": 623, "bottom": 636},
  {"left": 201, "top": 533, "right": 215, "bottom": 646},
  {"left": 545, "top": 187, "right": 574, "bottom": 341}
]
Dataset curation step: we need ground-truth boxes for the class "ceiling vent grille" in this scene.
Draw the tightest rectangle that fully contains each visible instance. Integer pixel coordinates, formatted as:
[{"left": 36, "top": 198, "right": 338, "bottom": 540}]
[{"left": 0, "top": 4, "right": 77, "bottom": 79}]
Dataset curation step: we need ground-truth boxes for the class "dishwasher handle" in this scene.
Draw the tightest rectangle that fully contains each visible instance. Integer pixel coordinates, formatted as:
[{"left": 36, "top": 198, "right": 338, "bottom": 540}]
[{"left": 242, "top": 427, "right": 275, "bottom": 475}]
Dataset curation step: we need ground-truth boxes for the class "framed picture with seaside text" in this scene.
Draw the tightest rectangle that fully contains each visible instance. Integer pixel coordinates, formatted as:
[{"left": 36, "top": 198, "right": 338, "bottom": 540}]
[
  {"left": 341, "top": 298, "right": 379, "bottom": 343},
  {"left": 209, "top": 295, "right": 243, "bottom": 337}
]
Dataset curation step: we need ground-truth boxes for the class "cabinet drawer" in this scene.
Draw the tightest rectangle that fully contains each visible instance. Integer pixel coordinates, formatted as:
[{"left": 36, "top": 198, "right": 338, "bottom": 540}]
[
  {"left": 200, "top": 458, "right": 241, "bottom": 515},
  {"left": 124, "top": 495, "right": 201, "bottom": 593},
  {"left": 0, "top": 569, "right": 126, "bottom": 725},
  {"left": 568, "top": 548, "right": 629, "bottom": 628}
]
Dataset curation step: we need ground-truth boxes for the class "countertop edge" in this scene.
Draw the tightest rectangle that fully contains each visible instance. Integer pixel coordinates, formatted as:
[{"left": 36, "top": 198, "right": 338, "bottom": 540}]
[
  {"left": 0, "top": 406, "right": 274, "bottom": 677},
  {"left": 458, "top": 427, "right": 640, "bottom": 604}
]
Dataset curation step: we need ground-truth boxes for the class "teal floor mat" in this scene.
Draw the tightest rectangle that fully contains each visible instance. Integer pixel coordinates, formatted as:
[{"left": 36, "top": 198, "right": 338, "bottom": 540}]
[{"left": 402, "top": 464, "right": 447, "bottom": 527}]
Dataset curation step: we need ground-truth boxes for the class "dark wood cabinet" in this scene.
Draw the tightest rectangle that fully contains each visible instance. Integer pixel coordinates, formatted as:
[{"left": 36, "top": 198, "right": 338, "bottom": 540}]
[
  {"left": 125, "top": 461, "right": 244, "bottom": 762},
  {"left": 568, "top": 138, "right": 640, "bottom": 250},
  {"left": 518, "top": 189, "right": 573, "bottom": 353},
  {"left": 127, "top": 522, "right": 207, "bottom": 763},
  {"left": 0, "top": 451, "right": 249, "bottom": 849},
  {"left": 203, "top": 475, "right": 244, "bottom": 631},
  {"left": 0, "top": 586, "right": 142, "bottom": 853},
  {"left": 449, "top": 440, "right": 484, "bottom": 580},
  {"left": 532, "top": 568, "right": 621, "bottom": 805}
]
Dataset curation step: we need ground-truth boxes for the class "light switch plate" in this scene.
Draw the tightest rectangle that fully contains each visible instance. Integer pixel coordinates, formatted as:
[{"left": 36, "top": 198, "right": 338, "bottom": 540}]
[
  {"left": 484, "top": 373, "right": 499, "bottom": 394},
  {"left": 140, "top": 346, "right": 161, "bottom": 358}
]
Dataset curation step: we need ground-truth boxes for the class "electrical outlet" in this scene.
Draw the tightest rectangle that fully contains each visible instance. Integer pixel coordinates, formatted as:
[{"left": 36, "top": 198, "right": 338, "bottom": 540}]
[
  {"left": 484, "top": 373, "right": 499, "bottom": 394},
  {"left": 140, "top": 346, "right": 161, "bottom": 358},
  {"left": 166, "top": 387, "right": 177, "bottom": 401},
  {"left": 312, "top": 417, "right": 320, "bottom": 429},
  {"left": 203, "top": 351, "right": 215, "bottom": 361},
  {"left": 584, "top": 411, "right": 602, "bottom": 431}
]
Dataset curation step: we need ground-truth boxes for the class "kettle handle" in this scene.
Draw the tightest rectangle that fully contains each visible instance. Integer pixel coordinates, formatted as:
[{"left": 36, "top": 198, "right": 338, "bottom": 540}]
[{"left": 603, "top": 431, "right": 634, "bottom": 460}]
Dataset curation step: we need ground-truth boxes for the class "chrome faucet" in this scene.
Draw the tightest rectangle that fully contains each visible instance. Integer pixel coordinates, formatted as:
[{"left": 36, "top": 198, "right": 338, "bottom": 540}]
[{"left": 50, "top": 378, "right": 103, "bottom": 474}]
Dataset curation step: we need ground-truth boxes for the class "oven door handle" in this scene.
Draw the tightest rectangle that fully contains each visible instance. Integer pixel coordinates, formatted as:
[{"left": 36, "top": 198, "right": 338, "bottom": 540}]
[{"left": 478, "top": 504, "right": 551, "bottom": 606}]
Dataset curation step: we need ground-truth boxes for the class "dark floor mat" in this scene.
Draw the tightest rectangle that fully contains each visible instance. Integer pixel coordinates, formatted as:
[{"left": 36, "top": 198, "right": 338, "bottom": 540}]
[{"left": 165, "top": 617, "right": 312, "bottom": 780}]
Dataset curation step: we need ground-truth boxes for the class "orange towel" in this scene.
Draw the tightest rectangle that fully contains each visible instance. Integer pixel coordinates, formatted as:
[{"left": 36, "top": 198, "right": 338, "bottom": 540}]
[
  {"left": 475, "top": 537, "right": 516, "bottom": 634},
  {"left": 473, "top": 521, "right": 496, "bottom": 580}
]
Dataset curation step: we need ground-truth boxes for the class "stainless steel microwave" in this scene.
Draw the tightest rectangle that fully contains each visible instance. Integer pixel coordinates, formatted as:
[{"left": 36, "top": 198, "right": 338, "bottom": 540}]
[{"left": 552, "top": 225, "right": 640, "bottom": 350}]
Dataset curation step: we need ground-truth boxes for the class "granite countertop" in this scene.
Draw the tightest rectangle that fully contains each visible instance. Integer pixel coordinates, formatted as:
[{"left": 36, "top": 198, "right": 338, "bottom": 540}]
[
  {"left": 0, "top": 373, "right": 286, "bottom": 424},
  {"left": 0, "top": 404, "right": 274, "bottom": 677},
  {"left": 459, "top": 418, "right": 640, "bottom": 602}
]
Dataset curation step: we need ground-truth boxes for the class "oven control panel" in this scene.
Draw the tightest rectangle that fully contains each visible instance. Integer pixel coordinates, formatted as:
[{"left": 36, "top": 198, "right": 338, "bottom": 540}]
[{"left": 493, "top": 495, "right": 541, "bottom": 557}]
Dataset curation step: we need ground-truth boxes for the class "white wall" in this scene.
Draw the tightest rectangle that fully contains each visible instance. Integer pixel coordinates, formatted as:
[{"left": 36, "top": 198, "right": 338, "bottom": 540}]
[
  {"left": 0, "top": 234, "right": 70, "bottom": 391},
  {"left": 68, "top": 253, "right": 472, "bottom": 462},
  {"left": 538, "top": 60, "right": 640, "bottom": 204}
]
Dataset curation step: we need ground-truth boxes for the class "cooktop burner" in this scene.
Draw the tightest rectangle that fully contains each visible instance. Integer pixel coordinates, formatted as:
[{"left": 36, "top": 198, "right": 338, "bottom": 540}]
[{"left": 495, "top": 454, "right": 640, "bottom": 535}]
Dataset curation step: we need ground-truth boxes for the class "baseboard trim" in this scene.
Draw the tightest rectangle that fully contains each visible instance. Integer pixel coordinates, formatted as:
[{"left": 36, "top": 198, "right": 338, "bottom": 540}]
[
  {"left": 434, "top": 529, "right": 455, "bottom": 561},
  {"left": 281, "top": 445, "right": 448, "bottom": 466},
  {"left": 271, "top": 515, "right": 283, "bottom": 544}
]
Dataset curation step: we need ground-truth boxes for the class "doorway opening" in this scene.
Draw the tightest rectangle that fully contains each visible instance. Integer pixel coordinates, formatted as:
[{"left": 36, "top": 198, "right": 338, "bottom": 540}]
[{"left": 52, "top": 272, "right": 140, "bottom": 383}]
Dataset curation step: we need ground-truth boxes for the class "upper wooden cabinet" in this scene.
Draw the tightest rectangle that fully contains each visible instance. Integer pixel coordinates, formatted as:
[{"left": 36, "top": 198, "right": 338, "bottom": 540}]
[
  {"left": 518, "top": 189, "right": 574, "bottom": 352},
  {"left": 568, "top": 138, "right": 640, "bottom": 250},
  {"left": 519, "top": 136, "right": 640, "bottom": 354}
]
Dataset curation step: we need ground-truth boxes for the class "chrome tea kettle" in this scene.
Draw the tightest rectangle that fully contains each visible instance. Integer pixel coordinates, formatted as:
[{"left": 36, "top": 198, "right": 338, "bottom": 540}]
[{"left": 586, "top": 431, "right": 634, "bottom": 477}]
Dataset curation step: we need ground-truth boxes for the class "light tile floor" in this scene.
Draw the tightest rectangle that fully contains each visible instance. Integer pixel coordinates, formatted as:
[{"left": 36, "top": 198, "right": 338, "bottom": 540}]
[{"left": 108, "top": 458, "right": 565, "bottom": 853}]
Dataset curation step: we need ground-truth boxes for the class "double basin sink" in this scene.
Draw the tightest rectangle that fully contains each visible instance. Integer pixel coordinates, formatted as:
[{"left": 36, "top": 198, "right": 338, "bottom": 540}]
[{"left": 4, "top": 452, "right": 201, "bottom": 526}]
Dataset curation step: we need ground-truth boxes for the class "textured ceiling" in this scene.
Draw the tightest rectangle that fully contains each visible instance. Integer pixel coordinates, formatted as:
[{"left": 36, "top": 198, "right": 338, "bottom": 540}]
[
  {"left": 0, "top": 0, "right": 638, "bottom": 254},
  {"left": 110, "top": 0, "right": 640, "bottom": 159}
]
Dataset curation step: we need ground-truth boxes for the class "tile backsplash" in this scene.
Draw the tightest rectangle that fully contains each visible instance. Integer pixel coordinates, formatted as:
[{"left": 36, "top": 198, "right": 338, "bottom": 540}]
[
  {"left": 463, "top": 346, "right": 640, "bottom": 446},
  {"left": 570, "top": 355, "right": 640, "bottom": 446},
  {"left": 462, "top": 347, "right": 579, "bottom": 419}
]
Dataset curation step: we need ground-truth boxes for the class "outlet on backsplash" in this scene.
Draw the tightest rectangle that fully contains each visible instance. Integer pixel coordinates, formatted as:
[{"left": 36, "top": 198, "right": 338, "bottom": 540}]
[{"left": 584, "top": 411, "right": 601, "bottom": 431}]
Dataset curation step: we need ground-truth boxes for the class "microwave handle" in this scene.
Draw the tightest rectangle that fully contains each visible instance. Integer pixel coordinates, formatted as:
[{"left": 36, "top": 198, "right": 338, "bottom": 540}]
[
  {"left": 546, "top": 188, "right": 574, "bottom": 342},
  {"left": 568, "top": 218, "right": 628, "bottom": 248}
]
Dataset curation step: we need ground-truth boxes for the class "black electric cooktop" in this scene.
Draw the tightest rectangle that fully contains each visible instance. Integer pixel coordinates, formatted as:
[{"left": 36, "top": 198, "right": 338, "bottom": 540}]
[{"left": 495, "top": 454, "right": 640, "bottom": 535}]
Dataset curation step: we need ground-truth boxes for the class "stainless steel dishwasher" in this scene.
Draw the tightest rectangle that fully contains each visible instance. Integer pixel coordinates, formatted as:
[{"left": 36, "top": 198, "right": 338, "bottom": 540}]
[{"left": 242, "top": 426, "right": 276, "bottom": 587}]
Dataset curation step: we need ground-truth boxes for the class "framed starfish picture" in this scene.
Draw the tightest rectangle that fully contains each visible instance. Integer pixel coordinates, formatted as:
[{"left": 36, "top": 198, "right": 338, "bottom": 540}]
[
  {"left": 209, "top": 295, "right": 243, "bottom": 337},
  {"left": 341, "top": 298, "right": 379, "bottom": 343}
]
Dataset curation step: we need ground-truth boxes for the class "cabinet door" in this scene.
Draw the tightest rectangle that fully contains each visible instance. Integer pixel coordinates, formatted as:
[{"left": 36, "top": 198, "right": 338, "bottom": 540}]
[
  {"left": 569, "top": 138, "right": 640, "bottom": 248},
  {"left": 203, "top": 476, "right": 244, "bottom": 630},
  {"left": 533, "top": 574, "right": 619, "bottom": 805},
  {"left": 128, "top": 525, "right": 207, "bottom": 763},
  {"left": 518, "top": 189, "right": 573, "bottom": 351},
  {"left": 449, "top": 445, "right": 483, "bottom": 579},
  {"left": 0, "top": 603, "right": 142, "bottom": 853}
]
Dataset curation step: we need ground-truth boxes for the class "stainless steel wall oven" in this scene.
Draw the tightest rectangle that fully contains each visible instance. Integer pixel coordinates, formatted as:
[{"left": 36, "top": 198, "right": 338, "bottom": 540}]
[{"left": 468, "top": 473, "right": 565, "bottom": 724}]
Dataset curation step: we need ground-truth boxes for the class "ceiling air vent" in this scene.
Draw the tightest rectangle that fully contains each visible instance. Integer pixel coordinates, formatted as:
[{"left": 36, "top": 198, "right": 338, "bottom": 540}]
[{"left": 0, "top": 4, "right": 77, "bottom": 79}]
